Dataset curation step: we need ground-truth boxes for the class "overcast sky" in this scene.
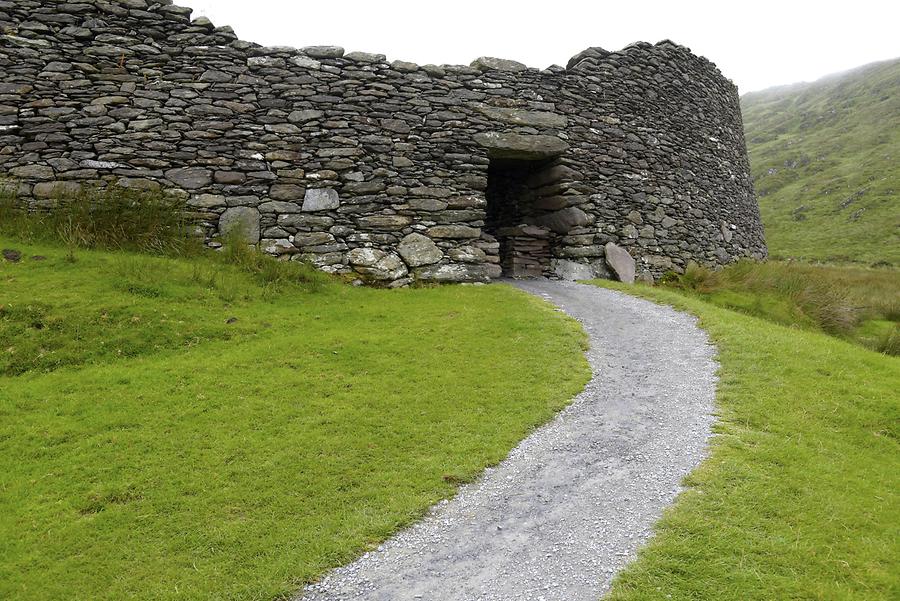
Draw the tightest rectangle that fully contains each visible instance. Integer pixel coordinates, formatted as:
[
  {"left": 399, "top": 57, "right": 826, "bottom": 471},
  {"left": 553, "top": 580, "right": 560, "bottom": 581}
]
[{"left": 184, "top": 0, "right": 898, "bottom": 94}]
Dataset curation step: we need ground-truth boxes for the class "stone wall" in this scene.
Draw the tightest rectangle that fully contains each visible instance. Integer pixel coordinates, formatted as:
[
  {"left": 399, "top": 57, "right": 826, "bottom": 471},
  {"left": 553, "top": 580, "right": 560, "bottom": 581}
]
[{"left": 0, "top": 0, "right": 767, "bottom": 285}]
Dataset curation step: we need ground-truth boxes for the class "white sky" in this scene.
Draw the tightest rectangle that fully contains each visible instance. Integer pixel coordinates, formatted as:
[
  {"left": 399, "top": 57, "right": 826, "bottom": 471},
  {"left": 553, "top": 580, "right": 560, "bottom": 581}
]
[{"left": 184, "top": 0, "right": 899, "bottom": 94}]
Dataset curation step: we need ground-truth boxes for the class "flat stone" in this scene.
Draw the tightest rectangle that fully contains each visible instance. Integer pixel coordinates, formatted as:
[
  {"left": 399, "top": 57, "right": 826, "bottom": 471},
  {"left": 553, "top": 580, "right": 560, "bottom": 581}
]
[
  {"left": 301, "top": 45, "right": 344, "bottom": 59},
  {"left": 448, "top": 246, "right": 487, "bottom": 264},
  {"left": 290, "top": 55, "right": 322, "bottom": 70},
  {"left": 414, "top": 263, "right": 501, "bottom": 283},
  {"left": 10, "top": 165, "right": 54, "bottom": 180},
  {"left": 356, "top": 215, "right": 412, "bottom": 231},
  {"left": 269, "top": 184, "right": 305, "bottom": 201},
  {"left": 604, "top": 242, "right": 635, "bottom": 284},
  {"left": 293, "top": 232, "right": 335, "bottom": 247},
  {"left": 348, "top": 248, "right": 408, "bottom": 281},
  {"left": 473, "top": 132, "right": 568, "bottom": 160},
  {"left": 536, "top": 207, "right": 591, "bottom": 234},
  {"left": 553, "top": 259, "right": 595, "bottom": 281},
  {"left": 471, "top": 56, "right": 528, "bottom": 72},
  {"left": 397, "top": 233, "right": 443, "bottom": 267},
  {"left": 302, "top": 188, "right": 340, "bottom": 211},
  {"left": 258, "top": 201, "right": 300, "bottom": 213},
  {"left": 345, "top": 51, "right": 385, "bottom": 63},
  {"left": 165, "top": 167, "right": 211, "bottom": 190},
  {"left": 476, "top": 106, "right": 567, "bottom": 128},
  {"left": 289, "top": 109, "right": 324, "bottom": 123},
  {"left": 32, "top": 181, "right": 81, "bottom": 198},
  {"left": 188, "top": 193, "right": 226, "bottom": 208},
  {"left": 214, "top": 171, "right": 245, "bottom": 185},
  {"left": 427, "top": 225, "right": 481, "bottom": 239},
  {"left": 219, "top": 206, "right": 260, "bottom": 244}
]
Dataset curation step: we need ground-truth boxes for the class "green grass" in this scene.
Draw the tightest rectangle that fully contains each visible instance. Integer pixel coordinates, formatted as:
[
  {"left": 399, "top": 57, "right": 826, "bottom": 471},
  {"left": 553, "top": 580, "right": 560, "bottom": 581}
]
[
  {"left": 662, "top": 260, "right": 900, "bottom": 355},
  {"left": 0, "top": 239, "right": 590, "bottom": 600},
  {"left": 0, "top": 184, "right": 201, "bottom": 256},
  {"left": 593, "top": 280, "right": 899, "bottom": 600},
  {"left": 741, "top": 58, "right": 900, "bottom": 265}
]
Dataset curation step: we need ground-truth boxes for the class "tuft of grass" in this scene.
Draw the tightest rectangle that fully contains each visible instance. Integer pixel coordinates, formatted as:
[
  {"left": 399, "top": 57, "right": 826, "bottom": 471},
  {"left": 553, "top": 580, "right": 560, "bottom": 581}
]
[
  {"left": 0, "top": 238, "right": 591, "bottom": 600},
  {"left": 593, "top": 280, "right": 900, "bottom": 601},
  {"left": 218, "top": 228, "right": 330, "bottom": 293},
  {"left": 0, "top": 184, "right": 201, "bottom": 256},
  {"left": 662, "top": 260, "right": 899, "bottom": 353}
]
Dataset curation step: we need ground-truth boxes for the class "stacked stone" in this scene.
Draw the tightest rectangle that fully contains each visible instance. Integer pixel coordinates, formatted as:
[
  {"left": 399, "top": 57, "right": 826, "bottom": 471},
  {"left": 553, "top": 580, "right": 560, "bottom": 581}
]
[
  {"left": 0, "top": 0, "right": 766, "bottom": 286},
  {"left": 497, "top": 225, "right": 551, "bottom": 278}
]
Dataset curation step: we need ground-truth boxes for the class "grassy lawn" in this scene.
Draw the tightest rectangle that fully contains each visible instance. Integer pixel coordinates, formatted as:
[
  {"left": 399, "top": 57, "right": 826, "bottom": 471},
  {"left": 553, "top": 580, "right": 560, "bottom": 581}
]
[
  {"left": 0, "top": 239, "right": 590, "bottom": 600},
  {"left": 594, "top": 280, "right": 899, "bottom": 600}
]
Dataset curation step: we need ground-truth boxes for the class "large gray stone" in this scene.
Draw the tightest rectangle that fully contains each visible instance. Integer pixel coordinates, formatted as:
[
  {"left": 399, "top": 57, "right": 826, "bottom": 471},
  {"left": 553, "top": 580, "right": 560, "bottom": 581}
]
[
  {"left": 10, "top": 165, "right": 54, "bottom": 180},
  {"left": 301, "top": 45, "right": 344, "bottom": 59},
  {"left": 219, "top": 207, "right": 260, "bottom": 244},
  {"left": 165, "top": 167, "right": 211, "bottom": 190},
  {"left": 302, "top": 188, "right": 340, "bottom": 211},
  {"left": 604, "top": 242, "right": 635, "bottom": 284},
  {"left": 356, "top": 215, "right": 412, "bottom": 231},
  {"left": 473, "top": 132, "right": 568, "bottom": 160},
  {"left": 553, "top": 259, "right": 595, "bottom": 281},
  {"left": 414, "top": 263, "right": 501, "bottom": 283},
  {"left": 188, "top": 194, "right": 226, "bottom": 209},
  {"left": 397, "top": 233, "right": 443, "bottom": 267},
  {"left": 347, "top": 248, "right": 408, "bottom": 281},
  {"left": 427, "top": 225, "right": 481, "bottom": 239},
  {"left": 476, "top": 106, "right": 567, "bottom": 128},
  {"left": 471, "top": 56, "right": 528, "bottom": 72},
  {"left": 536, "top": 207, "right": 591, "bottom": 234}
]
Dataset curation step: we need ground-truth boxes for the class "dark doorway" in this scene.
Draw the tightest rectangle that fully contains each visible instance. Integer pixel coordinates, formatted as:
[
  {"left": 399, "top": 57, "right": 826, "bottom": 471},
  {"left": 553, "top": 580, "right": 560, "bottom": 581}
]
[{"left": 485, "top": 158, "right": 559, "bottom": 278}]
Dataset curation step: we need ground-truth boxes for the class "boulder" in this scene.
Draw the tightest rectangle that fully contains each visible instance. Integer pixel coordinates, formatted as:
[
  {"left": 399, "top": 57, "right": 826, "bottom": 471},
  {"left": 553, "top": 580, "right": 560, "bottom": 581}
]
[
  {"left": 219, "top": 206, "right": 260, "bottom": 244},
  {"left": 397, "top": 233, "right": 443, "bottom": 267},
  {"left": 604, "top": 242, "right": 635, "bottom": 284}
]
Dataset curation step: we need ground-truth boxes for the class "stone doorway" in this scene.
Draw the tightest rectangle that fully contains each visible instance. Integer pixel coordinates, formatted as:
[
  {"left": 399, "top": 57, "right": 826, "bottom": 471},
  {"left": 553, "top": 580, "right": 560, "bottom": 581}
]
[{"left": 485, "top": 158, "right": 564, "bottom": 278}]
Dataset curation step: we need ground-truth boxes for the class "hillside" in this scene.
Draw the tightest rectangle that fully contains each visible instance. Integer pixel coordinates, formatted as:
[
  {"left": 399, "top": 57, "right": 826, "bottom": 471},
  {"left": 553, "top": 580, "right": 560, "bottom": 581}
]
[{"left": 741, "top": 58, "right": 900, "bottom": 265}]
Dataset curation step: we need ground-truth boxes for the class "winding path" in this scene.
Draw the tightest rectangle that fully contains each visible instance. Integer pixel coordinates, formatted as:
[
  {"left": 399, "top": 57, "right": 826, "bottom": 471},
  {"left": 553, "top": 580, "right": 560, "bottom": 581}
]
[{"left": 299, "top": 281, "right": 718, "bottom": 601}]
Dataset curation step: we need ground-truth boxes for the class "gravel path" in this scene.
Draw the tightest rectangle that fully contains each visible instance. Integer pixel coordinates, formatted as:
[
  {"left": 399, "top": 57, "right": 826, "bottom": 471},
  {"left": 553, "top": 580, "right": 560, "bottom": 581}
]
[{"left": 298, "top": 280, "right": 718, "bottom": 601}]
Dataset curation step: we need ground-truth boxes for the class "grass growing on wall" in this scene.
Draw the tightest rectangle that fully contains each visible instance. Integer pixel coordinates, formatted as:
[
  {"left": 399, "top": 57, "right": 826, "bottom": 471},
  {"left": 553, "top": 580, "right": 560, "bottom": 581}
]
[
  {"left": 0, "top": 184, "right": 199, "bottom": 256},
  {"left": 594, "top": 280, "right": 899, "bottom": 601},
  {"left": 0, "top": 238, "right": 590, "bottom": 600}
]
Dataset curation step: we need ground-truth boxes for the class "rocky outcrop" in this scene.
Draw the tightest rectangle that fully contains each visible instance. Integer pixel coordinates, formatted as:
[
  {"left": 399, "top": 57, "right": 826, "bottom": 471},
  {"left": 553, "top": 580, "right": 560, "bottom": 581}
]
[{"left": 0, "top": 1, "right": 766, "bottom": 286}]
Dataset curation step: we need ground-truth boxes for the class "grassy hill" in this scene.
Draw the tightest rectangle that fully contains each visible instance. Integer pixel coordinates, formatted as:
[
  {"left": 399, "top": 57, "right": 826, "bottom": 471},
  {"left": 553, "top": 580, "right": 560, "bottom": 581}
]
[{"left": 741, "top": 58, "right": 900, "bottom": 265}]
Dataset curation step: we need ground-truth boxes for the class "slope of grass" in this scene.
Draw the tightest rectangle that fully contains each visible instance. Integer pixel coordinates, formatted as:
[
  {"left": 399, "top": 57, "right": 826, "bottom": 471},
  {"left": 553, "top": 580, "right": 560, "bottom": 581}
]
[
  {"left": 593, "top": 281, "right": 899, "bottom": 600},
  {"left": 662, "top": 260, "right": 900, "bottom": 355},
  {"left": 0, "top": 239, "right": 590, "bottom": 600},
  {"left": 741, "top": 58, "right": 900, "bottom": 265}
]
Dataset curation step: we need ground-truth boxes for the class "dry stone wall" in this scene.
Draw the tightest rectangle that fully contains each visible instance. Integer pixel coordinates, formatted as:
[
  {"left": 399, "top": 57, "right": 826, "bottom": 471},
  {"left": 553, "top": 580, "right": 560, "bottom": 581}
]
[{"left": 0, "top": 0, "right": 767, "bottom": 285}]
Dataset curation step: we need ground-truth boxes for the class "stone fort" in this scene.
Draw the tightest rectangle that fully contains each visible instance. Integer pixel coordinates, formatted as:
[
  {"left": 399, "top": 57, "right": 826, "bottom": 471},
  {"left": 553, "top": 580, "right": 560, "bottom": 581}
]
[{"left": 0, "top": 0, "right": 767, "bottom": 285}]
